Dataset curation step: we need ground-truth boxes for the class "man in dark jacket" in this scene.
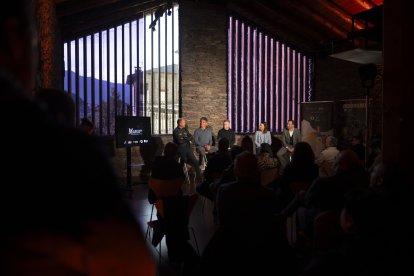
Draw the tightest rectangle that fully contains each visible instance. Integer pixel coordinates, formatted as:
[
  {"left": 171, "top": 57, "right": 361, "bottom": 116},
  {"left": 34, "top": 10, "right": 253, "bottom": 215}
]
[
  {"left": 173, "top": 118, "right": 202, "bottom": 183},
  {"left": 217, "top": 119, "right": 236, "bottom": 148}
]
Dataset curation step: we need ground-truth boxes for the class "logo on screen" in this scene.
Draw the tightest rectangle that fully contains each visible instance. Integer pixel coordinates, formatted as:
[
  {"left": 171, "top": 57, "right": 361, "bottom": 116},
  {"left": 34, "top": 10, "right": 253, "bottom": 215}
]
[{"left": 128, "top": 128, "right": 143, "bottom": 135}]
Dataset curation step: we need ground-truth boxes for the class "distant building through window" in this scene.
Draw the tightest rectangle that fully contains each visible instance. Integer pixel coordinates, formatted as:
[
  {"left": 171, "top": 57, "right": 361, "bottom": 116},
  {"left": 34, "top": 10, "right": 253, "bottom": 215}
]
[{"left": 63, "top": 5, "right": 179, "bottom": 135}]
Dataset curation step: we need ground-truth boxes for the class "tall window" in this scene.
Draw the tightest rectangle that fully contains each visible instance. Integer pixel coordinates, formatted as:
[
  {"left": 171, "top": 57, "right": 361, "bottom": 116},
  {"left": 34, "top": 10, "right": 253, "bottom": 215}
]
[
  {"left": 63, "top": 5, "right": 179, "bottom": 135},
  {"left": 227, "top": 16, "right": 313, "bottom": 133}
]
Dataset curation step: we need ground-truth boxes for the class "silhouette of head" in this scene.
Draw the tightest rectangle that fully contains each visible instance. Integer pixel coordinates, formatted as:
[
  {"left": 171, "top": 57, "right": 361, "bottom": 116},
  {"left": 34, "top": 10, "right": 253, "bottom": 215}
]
[
  {"left": 234, "top": 151, "right": 259, "bottom": 179},
  {"left": 35, "top": 88, "right": 75, "bottom": 126},
  {"left": 218, "top": 137, "right": 230, "bottom": 152},
  {"left": 163, "top": 142, "right": 178, "bottom": 158},
  {"left": 241, "top": 135, "right": 254, "bottom": 153}
]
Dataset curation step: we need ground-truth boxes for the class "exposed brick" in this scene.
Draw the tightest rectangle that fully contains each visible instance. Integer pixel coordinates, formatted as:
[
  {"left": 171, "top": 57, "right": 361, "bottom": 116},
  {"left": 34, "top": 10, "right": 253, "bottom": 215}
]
[{"left": 180, "top": 1, "right": 227, "bottom": 134}]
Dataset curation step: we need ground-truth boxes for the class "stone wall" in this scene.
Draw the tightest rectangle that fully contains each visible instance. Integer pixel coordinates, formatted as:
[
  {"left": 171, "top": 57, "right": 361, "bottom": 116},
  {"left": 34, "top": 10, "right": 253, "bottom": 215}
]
[{"left": 180, "top": 0, "right": 227, "bottom": 136}]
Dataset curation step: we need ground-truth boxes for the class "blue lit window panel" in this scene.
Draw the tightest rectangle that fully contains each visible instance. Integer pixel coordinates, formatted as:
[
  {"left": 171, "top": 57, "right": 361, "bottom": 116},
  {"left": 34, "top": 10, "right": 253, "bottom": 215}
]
[{"left": 227, "top": 16, "right": 313, "bottom": 133}]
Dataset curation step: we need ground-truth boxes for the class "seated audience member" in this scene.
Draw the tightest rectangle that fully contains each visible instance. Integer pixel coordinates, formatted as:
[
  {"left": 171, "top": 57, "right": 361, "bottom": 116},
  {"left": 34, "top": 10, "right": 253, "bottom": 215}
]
[
  {"left": 196, "top": 137, "right": 232, "bottom": 201},
  {"left": 34, "top": 88, "right": 75, "bottom": 127},
  {"left": 369, "top": 163, "right": 413, "bottom": 275},
  {"left": 299, "top": 188, "right": 387, "bottom": 276},
  {"left": 257, "top": 142, "right": 279, "bottom": 172},
  {"left": 148, "top": 143, "right": 199, "bottom": 273},
  {"left": 370, "top": 162, "right": 413, "bottom": 206},
  {"left": 316, "top": 135, "right": 339, "bottom": 177},
  {"left": 194, "top": 116, "right": 216, "bottom": 169},
  {"left": 139, "top": 136, "right": 164, "bottom": 180},
  {"left": 148, "top": 142, "right": 185, "bottom": 204},
  {"left": 216, "top": 151, "right": 279, "bottom": 227},
  {"left": 217, "top": 119, "right": 235, "bottom": 148},
  {"left": 272, "top": 141, "right": 319, "bottom": 212},
  {"left": 212, "top": 145, "right": 244, "bottom": 193},
  {"left": 338, "top": 188, "right": 388, "bottom": 276},
  {"left": 257, "top": 142, "right": 280, "bottom": 186},
  {"left": 78, "top": 117, "right": 95, "bottom": 135},
  {"left": 297, "top": 150, "right": 369, "bottom": 238},
  {"left": 254, "top": 121, "right": 272, "bottom": 154},
  {"left": 241, "top": 134, "right": 254, "bottom": 153},
  {"left": 196, "top": 151, "right": 298, "bottom": 275},
  {"left": 209, "top": 144, "right": 244, "bottom": 225},
  {"left": 155, "top": 193, "right": 200, "bottom": 274},
  {"left": 0, "top": 2, "right": 155, "bottom": 274},
  {"left": 350, "top": 135, "right": 365, "bottom": 165}
]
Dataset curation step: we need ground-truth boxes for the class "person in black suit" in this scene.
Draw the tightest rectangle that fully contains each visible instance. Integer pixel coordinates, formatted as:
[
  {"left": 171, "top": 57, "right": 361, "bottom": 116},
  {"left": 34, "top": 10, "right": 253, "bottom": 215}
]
[{"left": 277, "top": 119, "right": 301, "bottom": 171}]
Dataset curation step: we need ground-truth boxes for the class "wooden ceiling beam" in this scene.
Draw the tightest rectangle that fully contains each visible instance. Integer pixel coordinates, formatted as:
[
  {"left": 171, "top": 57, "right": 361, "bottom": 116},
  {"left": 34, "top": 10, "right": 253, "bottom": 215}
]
[
  {"left": 227, "top": 0, "right": 322, "bottom": 52},
  {"left": 256, "top": 0, "right": 333, "bottom": 42},
  {"left": 55, "top": 0, "right": 121, "bottom": 17},
  {"left": 316, "top": 0, "right": 367, "bottom": 30},
  {"left": 295, "top": 0, "right": 349, "bottom": 38},
  {"left": 58, "top": 0, "right": 166, "bottom": 39}
]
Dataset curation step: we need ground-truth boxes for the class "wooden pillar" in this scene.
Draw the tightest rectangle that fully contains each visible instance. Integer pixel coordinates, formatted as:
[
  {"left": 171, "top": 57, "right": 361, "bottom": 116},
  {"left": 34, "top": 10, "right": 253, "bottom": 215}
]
[
  {"left": 383, "top": 1, "right": 414, "bottom": 181},
  {"left": 36, "top": 0, "right": 62, "bottom": 89}
]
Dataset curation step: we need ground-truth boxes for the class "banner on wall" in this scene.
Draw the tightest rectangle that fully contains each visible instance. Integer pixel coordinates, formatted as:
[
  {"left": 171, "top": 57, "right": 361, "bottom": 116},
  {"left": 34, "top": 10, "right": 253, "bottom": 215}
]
[
  {"left": 300, "top": 101, "right": 334, "bottom": 158},
  {"left": 335, "top": 99, "right": 367, "bottom": 150}
]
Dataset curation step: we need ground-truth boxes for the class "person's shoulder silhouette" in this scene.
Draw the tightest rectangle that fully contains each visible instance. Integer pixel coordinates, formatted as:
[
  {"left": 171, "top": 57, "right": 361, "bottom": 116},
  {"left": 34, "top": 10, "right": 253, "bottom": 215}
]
[{"left": 0, "top": 1, "right": 155, "bottom": 274}]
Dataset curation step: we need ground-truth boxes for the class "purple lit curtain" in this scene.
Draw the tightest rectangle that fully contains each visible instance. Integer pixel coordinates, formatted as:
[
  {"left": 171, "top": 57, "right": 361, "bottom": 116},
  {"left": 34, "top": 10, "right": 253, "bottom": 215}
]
[{"left": 228, "top": 16, "right": 313, "bottom": 133}]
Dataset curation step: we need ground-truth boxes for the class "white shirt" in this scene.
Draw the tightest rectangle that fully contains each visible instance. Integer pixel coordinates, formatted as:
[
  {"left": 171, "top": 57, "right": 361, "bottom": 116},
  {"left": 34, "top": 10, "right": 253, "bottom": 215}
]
[{"left": 316, "top": 146, "right": 340, "bottom": 177}]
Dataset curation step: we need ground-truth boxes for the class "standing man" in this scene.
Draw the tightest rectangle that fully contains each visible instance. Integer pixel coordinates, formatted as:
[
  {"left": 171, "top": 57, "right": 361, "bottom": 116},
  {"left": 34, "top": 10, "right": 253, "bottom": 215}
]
[
  {"left": 194, "top": 117, "right": 217, "bottom": 169},
  {"left": 277, "top": 119, "right": 301, "bottom": 171},
  {"left": 217, "top": 119, "right": 236, "bottom": 148},
  {"left": 173, "top": 118, "right": 203, "bottom": 183}
]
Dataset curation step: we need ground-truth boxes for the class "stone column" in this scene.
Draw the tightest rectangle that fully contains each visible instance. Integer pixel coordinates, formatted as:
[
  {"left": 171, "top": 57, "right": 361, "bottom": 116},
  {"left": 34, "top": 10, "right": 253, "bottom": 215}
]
[
  {"left": 383, "top": 1, "right": 414, "bottom": 182},
  {"left": 180, "top": 0, "right": 227, "bottom": 134}
]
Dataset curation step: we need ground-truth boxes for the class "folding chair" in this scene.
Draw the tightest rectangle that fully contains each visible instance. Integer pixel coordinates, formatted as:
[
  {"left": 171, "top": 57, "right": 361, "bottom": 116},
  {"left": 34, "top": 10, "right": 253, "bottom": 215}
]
[
  {"left": 148, "top": 177, "right": 184, "bottom": 198},
  {"left": 146, "top": 218, "right": 163, "bottom": 264},
  {"left": 178, "top": 157, "right": 196, "bottom": 188},
  {"left": 149, "top": 194, "right": 200, "bottom": 264},
  {"left": 145, "top": 177, "right": 185, "bottom": 263}
]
